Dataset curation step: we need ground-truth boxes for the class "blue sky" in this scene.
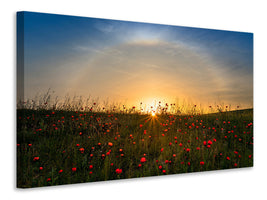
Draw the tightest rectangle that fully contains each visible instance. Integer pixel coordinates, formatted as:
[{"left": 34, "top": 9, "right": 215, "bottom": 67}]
[{"left": 20, "top": 11, "right": 253, "bottom": 109}]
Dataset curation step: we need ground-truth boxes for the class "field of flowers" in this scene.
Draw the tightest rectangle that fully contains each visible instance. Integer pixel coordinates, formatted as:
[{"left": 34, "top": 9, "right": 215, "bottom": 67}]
[{"left": 17, "top": 104, "right": 253, "bottom": 188}]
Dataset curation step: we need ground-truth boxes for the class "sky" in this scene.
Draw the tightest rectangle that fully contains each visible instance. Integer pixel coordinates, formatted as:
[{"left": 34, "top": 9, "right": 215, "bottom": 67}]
[{"left": 19, "top": 11, "right": 253, "bottom": 110}]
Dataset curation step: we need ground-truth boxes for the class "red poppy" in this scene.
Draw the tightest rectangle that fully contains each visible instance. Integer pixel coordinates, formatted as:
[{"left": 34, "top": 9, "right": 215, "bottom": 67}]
[
  {"left": 140, "top": 157, "right": 146, "bottom": 163},
  {"left": 115, "top": 168, "right": 122, "bottom": 174},
  {"left": 72, "top": 168, "right": 77, "bottom": 172},
  {"left": 33, "top": 157, "right": 39, "bottom": 161}
]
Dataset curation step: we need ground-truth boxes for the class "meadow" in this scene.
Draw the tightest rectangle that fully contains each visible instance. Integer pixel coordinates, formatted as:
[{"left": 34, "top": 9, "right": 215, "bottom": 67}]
[{"left": 17, "top": 101, "right": 253, "bottom": 188}]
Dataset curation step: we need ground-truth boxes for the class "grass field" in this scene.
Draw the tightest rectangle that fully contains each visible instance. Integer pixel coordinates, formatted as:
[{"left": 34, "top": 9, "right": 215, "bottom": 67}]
[{"left": 17, "top": 106, "right": 253, "bottom": 188}]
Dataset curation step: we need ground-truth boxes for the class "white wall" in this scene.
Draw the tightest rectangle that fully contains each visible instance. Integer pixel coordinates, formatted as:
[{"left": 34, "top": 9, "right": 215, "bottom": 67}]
[{"left": 1, "top": 1, "right": 266, "bottom": 200}]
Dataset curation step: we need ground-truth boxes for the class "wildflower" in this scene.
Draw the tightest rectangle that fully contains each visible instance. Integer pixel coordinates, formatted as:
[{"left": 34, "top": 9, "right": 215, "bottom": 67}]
[
  {"left": 59, "top": 169, "right": 63, "bottom": 173},
  {"left": 115, "top": 168, "right": 122, "bottom": 174},
  {"left": 72, "top": 168, "right": 77, "bottom": 172},
  {"left": 79, "top": 148, "right": 85, "bottom": 153},
  {"left": 200, "top": 161, "right": 204, "bottom": 165},
  {"left": 33, "top": 157, "right": 39, "bottom": 161},
  {"left": 140, "top": 157, "right": 146, "bottom": 163}
]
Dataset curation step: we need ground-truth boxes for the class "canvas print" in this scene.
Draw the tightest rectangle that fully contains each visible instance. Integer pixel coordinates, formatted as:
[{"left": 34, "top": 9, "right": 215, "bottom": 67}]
[{"left": 16, "top": 11, "right": 253, "bottom": 188}]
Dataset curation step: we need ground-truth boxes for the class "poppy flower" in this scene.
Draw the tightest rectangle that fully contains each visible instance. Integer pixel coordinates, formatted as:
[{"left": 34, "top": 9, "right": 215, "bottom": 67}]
[
  {"left": 115, "top": 168, "right": 122, "bottom": 174},
  {"left": 72, "top": 168, "right": 77, "bottom": 172},
  {"left": 140, "top": 157, "right": 146, "bottom": 163},
  {"left": 79, "top": 148, "right": 85, "bottom": 153},
  {"left": 200, "top": 161, "right": 204, "bottom": 165},
  {"left": 33, "top": 157, "right": 39, "bottom": 161}
]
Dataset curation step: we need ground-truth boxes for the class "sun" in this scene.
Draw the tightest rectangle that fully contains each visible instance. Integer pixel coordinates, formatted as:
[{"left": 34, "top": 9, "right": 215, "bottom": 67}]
[{"left": 151, "top": 112, "right": 156, "bottom": 117}]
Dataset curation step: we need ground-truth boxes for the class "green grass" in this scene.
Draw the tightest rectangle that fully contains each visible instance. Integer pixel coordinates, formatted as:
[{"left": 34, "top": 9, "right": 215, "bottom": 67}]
[{"left": 17, "top": 108, "right": 253, "bottom": 188}]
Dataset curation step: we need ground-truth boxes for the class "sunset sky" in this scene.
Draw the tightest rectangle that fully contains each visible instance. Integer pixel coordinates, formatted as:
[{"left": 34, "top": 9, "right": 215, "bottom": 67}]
[{"left": 21, "top": 12, "right": 253, "bottom": 109}]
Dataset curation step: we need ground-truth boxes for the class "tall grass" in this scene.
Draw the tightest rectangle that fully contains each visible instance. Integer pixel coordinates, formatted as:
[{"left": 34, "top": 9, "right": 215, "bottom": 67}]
[{"left": 17, "top": 93, "right": 253, "bottom": 188}]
